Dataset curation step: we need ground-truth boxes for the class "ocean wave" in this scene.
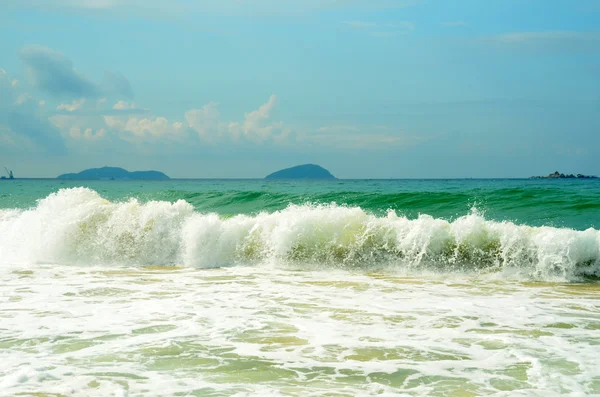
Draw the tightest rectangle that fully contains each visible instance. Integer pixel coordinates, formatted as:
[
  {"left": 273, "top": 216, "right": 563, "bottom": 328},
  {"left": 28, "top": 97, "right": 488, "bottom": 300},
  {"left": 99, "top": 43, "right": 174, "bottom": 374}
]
[{"left": 0, "top": 188, "right": 599, "bottom": 280}]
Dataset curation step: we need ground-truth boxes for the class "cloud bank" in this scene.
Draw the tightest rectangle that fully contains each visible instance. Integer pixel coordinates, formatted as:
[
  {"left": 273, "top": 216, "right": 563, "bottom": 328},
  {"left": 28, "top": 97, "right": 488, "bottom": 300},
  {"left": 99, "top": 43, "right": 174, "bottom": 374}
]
[
  {"left": 20, "top": 45, "right": 100, "bottom": 98},
  {"left": 4, "top": 45, "right": 410, "bottom": 158},
  {"left": 19, "top": 45, "right": 134, "bottom": 99},
  {"left": 0, "top": 69, "right": 67, "bottom": 153}
]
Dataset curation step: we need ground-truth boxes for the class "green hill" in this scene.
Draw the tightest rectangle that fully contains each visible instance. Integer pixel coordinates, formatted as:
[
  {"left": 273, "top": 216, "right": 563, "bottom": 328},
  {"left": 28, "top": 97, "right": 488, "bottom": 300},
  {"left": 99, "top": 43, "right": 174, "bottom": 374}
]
[
  {"left": 265, "top": 164, "right": 336, "bottom": 180},
  {"left": 58, "top": 166, "right": 170, "bottom": 180}
]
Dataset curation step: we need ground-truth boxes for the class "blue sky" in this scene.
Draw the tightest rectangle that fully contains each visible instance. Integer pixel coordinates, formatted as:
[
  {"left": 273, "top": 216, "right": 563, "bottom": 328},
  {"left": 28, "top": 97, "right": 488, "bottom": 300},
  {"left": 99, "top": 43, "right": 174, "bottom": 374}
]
[{"left": 0, "top": 0, "right": 598, "bottom": 178}]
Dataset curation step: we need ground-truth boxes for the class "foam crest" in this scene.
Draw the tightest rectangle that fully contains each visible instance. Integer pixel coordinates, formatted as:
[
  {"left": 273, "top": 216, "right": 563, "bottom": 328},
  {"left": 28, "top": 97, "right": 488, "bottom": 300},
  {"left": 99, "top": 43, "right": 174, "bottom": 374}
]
[{"left": 1, "top": 188, "right": 599, "bottom": 280}]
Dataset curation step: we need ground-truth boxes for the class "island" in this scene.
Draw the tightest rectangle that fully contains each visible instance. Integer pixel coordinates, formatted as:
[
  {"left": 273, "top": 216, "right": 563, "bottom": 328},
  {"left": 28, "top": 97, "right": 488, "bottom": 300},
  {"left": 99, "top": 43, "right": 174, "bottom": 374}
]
[
  {"left": 530, "top": 171, "right": 597, "bottom": 179},
  {"left": 265, "top": 164, "right": 336, "bottom": 180},
  {"left": 57, "top": 166, "right": 170, "bottom": 180}
]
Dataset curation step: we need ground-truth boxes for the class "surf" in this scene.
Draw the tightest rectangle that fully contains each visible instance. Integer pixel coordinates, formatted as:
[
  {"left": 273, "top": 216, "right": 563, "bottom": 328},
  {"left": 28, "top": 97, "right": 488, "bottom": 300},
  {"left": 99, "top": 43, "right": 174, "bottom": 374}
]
[{"left": 0, "top": 187, "right": 598, "bottom": 281}]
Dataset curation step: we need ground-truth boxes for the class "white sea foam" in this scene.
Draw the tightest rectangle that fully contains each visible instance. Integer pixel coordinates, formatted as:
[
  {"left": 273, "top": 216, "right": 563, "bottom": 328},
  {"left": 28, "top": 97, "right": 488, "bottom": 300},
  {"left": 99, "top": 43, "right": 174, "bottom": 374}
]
[
  {"left": 0, "top": 187, "right": 599, "bottom": 280},
  {"left": 1, "top": 265, "right": 599, "bottom": 396}
]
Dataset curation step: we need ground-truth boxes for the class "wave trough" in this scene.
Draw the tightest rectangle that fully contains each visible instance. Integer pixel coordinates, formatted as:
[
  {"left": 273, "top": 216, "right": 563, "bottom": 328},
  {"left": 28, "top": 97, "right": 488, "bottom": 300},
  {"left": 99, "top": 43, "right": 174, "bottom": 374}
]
[{"left": 0, "top": 188, "right": 599, "bottom": 280}]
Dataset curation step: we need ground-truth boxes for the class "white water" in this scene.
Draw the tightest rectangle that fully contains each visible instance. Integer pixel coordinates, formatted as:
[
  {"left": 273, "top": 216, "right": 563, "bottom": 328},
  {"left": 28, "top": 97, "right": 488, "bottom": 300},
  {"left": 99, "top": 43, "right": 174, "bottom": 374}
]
[
  {"left": 1, "top": 265, "right": 600, "bottom": 396},
  {"left": 1, "top": 188, "right": 599, "bottom": 280}
]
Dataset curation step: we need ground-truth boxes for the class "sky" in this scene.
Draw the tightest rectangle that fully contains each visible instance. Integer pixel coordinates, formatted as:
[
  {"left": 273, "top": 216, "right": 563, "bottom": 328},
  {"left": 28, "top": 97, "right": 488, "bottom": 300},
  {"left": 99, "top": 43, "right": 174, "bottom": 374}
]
[{"left": 0, "top": 0, "right": 599, "bottom": 178}]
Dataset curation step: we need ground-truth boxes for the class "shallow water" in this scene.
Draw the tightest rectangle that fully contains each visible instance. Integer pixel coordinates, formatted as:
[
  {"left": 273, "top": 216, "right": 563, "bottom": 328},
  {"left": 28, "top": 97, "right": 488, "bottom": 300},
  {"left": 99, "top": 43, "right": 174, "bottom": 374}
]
[{"left": 2, "top": 266, "right": 600, "bottom": 396}]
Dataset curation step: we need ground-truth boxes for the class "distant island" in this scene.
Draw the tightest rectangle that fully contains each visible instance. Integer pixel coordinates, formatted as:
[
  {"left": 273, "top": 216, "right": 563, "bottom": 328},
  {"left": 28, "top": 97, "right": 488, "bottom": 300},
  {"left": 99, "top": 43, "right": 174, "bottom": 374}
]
[
  {"left": 531, "top": 171, "right": 597, "bottom": 179},
  {"left": 265, "top": 164, "right": 336, "bottom": 180},
  {"left": 58, "top": 166, "right": 170, "bottom": 180}
]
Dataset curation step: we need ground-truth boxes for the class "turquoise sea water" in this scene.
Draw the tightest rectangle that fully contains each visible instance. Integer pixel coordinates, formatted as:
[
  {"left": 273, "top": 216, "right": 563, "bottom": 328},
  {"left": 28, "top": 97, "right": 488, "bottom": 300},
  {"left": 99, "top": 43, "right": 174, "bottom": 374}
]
[
  {"left": 2, "top": 178, "right": 599, "bottom": 229},
  {"left": 1, "top": 179, "right": 599, "bottom": 396}
]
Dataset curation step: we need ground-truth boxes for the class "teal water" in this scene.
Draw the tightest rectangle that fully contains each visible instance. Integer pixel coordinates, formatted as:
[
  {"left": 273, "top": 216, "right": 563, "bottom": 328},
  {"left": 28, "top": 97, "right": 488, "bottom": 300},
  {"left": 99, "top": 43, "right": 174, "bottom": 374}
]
[
  {"left": 2, "top": 178, "right": 599, "bottom": 229},
  {"left": 1, "top": 179, "right": 600, "bottom": 396}
]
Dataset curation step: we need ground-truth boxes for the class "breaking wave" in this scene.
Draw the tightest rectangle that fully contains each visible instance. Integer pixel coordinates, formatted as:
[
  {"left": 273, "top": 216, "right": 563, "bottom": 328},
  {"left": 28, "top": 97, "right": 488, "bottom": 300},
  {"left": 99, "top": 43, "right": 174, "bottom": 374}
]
[{"left": 0, "top": 188, "right": 599, "bottom": 281}]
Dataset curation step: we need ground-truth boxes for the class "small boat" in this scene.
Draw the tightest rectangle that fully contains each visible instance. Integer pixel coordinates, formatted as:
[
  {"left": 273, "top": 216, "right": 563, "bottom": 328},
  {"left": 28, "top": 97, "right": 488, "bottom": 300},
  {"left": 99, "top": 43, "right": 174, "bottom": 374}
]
[{"left": 1, "top": 167, "right": 14, "bottom": 180}]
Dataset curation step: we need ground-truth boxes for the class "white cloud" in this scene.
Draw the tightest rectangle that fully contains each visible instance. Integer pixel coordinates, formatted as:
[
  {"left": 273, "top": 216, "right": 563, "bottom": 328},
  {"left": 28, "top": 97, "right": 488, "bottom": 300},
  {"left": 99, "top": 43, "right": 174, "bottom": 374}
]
[
  {"left": 112, "top": 100, "right": 137, "bottom": 110},
  {"left": 108, "top": 100, "right": 149, "bottom": 114},
  {"left": 57, "top": 98, "right": 86, "bottom": 112},
  {"left": 241, "top": 95, "right": 278, "bottom": 138},
  {"left": 15, "top": 93, "right": 33, "bottom": 105},
  {"left": 68, "top": 126, "right": 106, "bottom": 141},
  {"left": 228, "top": 95, "right": 291, "bottom": 143},
  {"left": 104, "top": 115, "right": 185, "bottom": 139},
  {"left": 50, "top": 114, "right": 108, "bottom": 142},
  {"left": 185, "top": 102, "right": 220, "bottom": 140},
  {"left": 39, "top": 100, "right": 46, "bottom": 107},
  {"left": 184, "top": 95, "right": 290, "bottom": 143},
  {"left": 11, "top": 80, "right": 19, "bottom": 87}
]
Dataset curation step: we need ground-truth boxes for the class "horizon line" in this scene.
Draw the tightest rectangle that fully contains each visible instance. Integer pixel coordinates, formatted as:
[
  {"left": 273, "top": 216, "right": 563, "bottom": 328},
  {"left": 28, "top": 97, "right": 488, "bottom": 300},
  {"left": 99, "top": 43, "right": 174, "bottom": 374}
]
[{"left": 5, "top": 177, "right": 598, "bottom": 181}]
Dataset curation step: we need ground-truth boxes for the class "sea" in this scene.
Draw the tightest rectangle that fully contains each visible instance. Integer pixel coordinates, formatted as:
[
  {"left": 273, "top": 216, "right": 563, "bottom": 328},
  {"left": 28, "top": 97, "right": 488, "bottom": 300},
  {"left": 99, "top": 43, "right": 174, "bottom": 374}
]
[{"left": 0, "top": 178, "right": 599, "bottom": 397}]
